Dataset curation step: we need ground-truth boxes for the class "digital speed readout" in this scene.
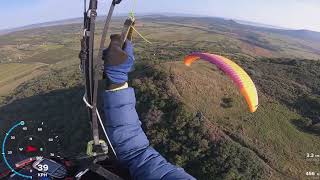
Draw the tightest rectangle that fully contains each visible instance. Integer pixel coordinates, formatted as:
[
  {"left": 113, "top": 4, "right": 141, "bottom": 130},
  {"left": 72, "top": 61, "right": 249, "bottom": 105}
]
[{"left": 1, "top": 121, "right": 62, "bottom": 179}]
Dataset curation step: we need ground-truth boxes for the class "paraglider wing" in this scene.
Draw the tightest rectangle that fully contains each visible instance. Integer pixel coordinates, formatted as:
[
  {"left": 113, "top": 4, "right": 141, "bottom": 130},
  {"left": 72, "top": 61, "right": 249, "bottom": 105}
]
[{"left": 184, "top": 52, "right": 258, "bottom": 113}]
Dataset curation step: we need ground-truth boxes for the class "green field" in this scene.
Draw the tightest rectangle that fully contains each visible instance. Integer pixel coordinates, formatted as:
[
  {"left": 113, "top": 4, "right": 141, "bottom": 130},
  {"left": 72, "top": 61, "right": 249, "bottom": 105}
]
[
  {"left": 0, "top": 63, "right": 48, "bottom": 97},
  {"left": 0, "top": 16, "right": 320, "bottom": 179},
  {"left": 158, "top": 61, "right": 320, "bottom": 178}
]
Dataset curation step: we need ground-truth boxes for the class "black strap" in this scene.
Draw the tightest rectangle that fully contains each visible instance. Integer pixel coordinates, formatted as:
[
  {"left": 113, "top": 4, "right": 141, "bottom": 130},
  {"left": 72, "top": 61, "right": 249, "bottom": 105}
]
[
  {"left": 79, "top": 0, "right": 94, "bottom": 141},
  {"left": 78, "top": 1, "right": 127, "bottom": 179},
  {"left": 73, "top": 155, "right": 126, "bottom": 180},
  {"left": 80, "top": 0, "right": 122, "bottom": 155},
  {"left": 87, "top": 0, "right": 100, "bottom": 145},
  {"left": 90, "top": 163, "right": 124, "bottom": 180},
  {"left": 92, "top": 0, "right": 118, "bottom": 146}
]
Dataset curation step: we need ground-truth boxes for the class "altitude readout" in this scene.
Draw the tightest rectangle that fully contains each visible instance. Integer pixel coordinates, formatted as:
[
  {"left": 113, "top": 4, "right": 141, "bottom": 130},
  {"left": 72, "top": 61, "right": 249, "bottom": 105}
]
[
  {"left": 305, "top": 171, "right": 320, "bottom": 179},
  {"left": 306, "top": 153, "right": 320, "bottom": 162}
]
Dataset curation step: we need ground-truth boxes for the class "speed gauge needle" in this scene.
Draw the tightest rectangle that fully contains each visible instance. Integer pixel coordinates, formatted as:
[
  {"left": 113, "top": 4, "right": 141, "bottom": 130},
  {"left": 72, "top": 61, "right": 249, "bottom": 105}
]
[
  {"left": 15, "top": 157, "right": 37, "bottom": 168},
  {"left": 26, "top": 145, "right": 38, "bottom": 153}
]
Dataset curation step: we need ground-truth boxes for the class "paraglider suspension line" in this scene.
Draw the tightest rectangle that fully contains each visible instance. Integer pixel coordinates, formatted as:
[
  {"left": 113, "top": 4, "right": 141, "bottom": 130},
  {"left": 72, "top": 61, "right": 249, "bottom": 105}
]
[{"left": 83, "top": 94, "right": 118, "bottom": 158}]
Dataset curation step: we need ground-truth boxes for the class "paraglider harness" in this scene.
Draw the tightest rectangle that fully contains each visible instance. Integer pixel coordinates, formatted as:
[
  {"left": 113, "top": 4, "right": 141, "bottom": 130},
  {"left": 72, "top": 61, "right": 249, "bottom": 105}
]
[{"left": 78, "top": 0, "right": 135, "bottom": 179}]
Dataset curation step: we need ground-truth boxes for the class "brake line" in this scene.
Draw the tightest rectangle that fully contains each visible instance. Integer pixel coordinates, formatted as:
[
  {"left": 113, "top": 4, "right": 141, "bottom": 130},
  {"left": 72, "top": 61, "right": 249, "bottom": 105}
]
[{"left": 82, "top": 95, "right": 117, "bottom": 157}]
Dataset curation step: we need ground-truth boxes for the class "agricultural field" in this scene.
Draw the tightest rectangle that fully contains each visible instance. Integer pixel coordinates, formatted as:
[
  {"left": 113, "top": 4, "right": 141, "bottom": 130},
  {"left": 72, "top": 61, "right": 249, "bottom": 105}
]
[
  {"left": 0, "top": 16, "right": 320, "bottom": 179},
  {"left": 0, "top": 63, "right": 48, "bottom": 98}
]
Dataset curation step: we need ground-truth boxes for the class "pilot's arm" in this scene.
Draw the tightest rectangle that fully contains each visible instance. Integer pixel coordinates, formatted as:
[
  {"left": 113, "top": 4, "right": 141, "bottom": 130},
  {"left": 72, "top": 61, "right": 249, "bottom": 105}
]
[{"left": 102, "top": 35, "right": 195, "bottom": 180}]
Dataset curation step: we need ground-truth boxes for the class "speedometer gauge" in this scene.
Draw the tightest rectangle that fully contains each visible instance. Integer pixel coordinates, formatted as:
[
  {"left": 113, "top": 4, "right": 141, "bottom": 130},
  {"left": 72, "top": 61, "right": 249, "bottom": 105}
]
[{"left": 2, "top": 121, "right": 62, "bottom": 179}]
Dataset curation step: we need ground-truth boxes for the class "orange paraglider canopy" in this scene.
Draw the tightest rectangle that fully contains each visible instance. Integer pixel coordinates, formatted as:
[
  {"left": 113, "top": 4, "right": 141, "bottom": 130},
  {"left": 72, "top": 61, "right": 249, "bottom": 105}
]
[{"left": 184, "top": 52, "right": 258, "bottom": 113}]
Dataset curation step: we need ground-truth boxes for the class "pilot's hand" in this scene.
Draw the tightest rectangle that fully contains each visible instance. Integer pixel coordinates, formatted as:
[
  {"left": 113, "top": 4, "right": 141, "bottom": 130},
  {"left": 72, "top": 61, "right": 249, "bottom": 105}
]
[{"left": 103, "top": 34, "right": 135, "bottom": 86}]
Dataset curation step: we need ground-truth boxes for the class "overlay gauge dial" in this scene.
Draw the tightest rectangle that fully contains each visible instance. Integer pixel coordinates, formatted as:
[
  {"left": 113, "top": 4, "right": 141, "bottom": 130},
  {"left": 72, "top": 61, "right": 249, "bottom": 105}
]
[{"left": 1, "top": 121, "right": 62, "bottom": 179}]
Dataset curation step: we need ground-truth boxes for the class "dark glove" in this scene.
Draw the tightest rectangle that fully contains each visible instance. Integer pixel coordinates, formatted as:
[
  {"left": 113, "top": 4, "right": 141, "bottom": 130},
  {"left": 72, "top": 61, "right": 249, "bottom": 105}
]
[{"left": 103, "top": 34, "right": 135, "bottom": 85}]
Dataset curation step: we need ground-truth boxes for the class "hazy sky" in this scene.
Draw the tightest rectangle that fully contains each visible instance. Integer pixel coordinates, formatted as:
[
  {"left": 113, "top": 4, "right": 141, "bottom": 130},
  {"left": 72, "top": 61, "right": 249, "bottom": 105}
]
[{"left": 0, "top": 0, "right": 319, "bottom": 32}]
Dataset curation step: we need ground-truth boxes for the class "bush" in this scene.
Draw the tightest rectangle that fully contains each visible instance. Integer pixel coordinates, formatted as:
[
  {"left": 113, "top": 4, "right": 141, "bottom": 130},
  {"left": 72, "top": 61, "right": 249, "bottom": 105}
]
[{"left": 131, "top": 63, "right": 268, "bottom": 179}]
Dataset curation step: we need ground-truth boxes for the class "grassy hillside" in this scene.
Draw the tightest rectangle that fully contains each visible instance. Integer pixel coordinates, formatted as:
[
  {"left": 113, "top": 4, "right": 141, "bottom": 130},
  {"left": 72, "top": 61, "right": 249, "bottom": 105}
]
[
  {"left": 0, "top": 16, "right": 320, "bottom": 179},
  {"left": 0, "top": 63, "right": 48, "bottom": 98},
  {"left": 157, "top": 61, "right": 320, "bottom": 179},
  {"left": 0, "top": 60, "right": 89, "bottom": 155},
  {"left": 139, "top": 16, "right": 320, "bottom": 59},
  {"left": 1, "top": 16, "right": 320, "bottom": 65}
]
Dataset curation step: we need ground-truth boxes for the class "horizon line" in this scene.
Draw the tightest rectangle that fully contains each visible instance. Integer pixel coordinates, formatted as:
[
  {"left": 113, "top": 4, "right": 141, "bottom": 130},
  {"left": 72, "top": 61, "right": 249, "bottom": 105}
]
[{"left": 0, "top": 13, "right": 319, "bottom": 33}]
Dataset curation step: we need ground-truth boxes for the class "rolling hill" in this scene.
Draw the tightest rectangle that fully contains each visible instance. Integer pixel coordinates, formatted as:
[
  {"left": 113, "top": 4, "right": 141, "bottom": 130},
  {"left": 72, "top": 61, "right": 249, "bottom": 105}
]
[{"left": 0, "top": 16, "right": 320, "bottom": 179}]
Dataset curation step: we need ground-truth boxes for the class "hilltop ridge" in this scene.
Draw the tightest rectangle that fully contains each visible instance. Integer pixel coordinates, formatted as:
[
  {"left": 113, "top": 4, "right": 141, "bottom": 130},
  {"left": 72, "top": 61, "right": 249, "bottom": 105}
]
[{"left": 0, "top": 16, "right": 319, "bottom": 179}]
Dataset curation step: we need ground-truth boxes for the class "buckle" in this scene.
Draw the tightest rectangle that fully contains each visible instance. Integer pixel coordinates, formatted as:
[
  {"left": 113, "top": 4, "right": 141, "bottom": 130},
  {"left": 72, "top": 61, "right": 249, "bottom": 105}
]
[{"left": 86, "top": 140, "right": 108, "bottom": 157}]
